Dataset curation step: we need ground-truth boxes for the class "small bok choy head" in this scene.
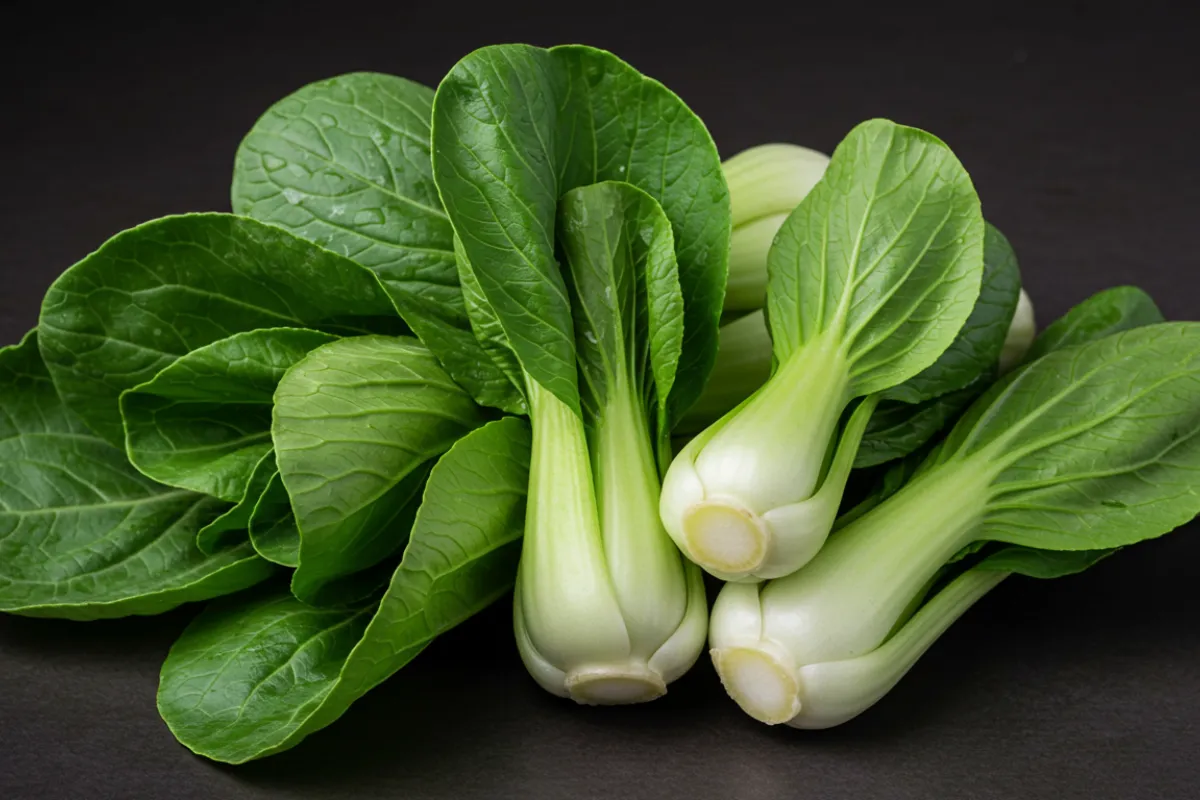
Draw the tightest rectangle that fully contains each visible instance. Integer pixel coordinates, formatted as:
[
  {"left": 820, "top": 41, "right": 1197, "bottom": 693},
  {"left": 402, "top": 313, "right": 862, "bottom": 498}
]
[
  {"left": 661, "top": 119, "right": 989, "bottom": 582},
  {"left": 431, "top": 44, "right": 731, "bottom": 703},
  {"left": 710, "top": 291, "right": 1200, "bottom": 728}
]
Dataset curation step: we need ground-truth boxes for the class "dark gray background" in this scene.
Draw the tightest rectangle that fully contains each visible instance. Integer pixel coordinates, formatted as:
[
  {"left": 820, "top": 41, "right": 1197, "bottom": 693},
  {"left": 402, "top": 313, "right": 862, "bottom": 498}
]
[{"left": 1, "top": 3, "right": 1198, "bottom": 798}]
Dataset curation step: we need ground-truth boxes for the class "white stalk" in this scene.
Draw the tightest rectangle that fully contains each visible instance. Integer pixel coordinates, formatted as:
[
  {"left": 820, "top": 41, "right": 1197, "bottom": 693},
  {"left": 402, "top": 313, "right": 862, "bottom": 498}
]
[
  {"left": 999, "top": 289, "right": 1036, "bottom": 373},
  {"left": 676, "top": 310, "right": 773, "bottom": 436},
  {"left": 514, "top": 378, "right": 706, "bottom": 705},
  {"left": 708, "top": 461, "right": 995, "bottom": 725},
  {"left": 723, "top": 144, "right": 830, "bottom": 312},
  {"left": 660, "top": 333, "right": 873, "bottom": 581}
]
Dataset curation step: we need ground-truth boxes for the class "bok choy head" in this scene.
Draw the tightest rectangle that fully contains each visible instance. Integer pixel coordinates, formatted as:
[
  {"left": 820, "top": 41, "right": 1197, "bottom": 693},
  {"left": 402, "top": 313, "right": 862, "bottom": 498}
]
[
  {"left": 710, "top": 292, "right": 1200, "bottom": 728},
  {"left": 431, "top": 44, "right": 731, "bottom": 703},
  {"left": 661, "top": 119, "right": 988, "bottom": 582}
]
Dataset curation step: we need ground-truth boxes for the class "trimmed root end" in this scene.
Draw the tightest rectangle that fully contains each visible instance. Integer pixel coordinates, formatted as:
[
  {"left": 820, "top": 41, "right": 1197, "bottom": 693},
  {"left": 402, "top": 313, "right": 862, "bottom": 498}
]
[
  {"left": 712, "top": 646, "right": 802, "bottom": 725},
  {"left": 565, "top": 665, "right": 667, "bottom": 705},
  {"left": 682, "top": 501, "right": 768, "bottom": 576}
]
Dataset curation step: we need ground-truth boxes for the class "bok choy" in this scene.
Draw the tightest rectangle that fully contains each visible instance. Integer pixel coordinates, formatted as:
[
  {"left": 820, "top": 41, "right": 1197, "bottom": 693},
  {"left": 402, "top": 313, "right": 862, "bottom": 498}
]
[
  {"left": 709, "top": 302, "right": 1200, "bottom": 727},
  {"left": 661, "top": 119, "right": 987, "bottom": 582},
  {"left": 430, "top": 44, "right": 730, "bottom": 703}
]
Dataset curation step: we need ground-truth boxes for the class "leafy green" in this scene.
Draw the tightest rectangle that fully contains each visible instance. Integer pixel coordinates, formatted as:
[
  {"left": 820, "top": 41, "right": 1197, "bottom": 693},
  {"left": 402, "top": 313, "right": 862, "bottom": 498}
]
[
  {"left": 766, "top": 118, "right": 985, "bottom": 395},
  {"left": 122, "top": 328, "right": 337, "bottom": 501},
  {"left": 248, "top": 471, "right": 300, "bottom": 567},
  {"left": 854, "top": 386, "right": 976, "bottom": 468},
  {"left": 272, "top": 336, "right": 486, "bottom": 605},
  {"left": 844, "top": 287, "right": 1168, "bottom": 528},
  {"left": 974, "top": 546, "right": 1115, "bottom": 578},
  {"left": 0, "top": 333, "right": 273, "bottom": 620},
  {"left": 231, "top": 73, "right": 522, "bottom": 414},
  {"left": 559, "top": 181, "right": 683, "bottom": 464},
  {"left": 431, "top": 43, "right": 729, "bottom": 421},
  {"left": 195, "top": 451, "right": 277, "bottom": 554},
  {"left": 938, "top": 323, "right": 1200, "bottom": 550},
  {"left": 38, "top": 213, "right": 404, "bottom": 445},
  {"left": 853, "top": 223, "right": 1022, "bottom": 467},
  {"left": 510, "top": 181, "right": 704, "bottom": 700},
  {"left": 882, "top": 223, "right": 1021, "bottom": 403},
  {"left": 158, "top": 417, "right": 531, "bottom": 763},
  {"left": 1025, "top": 285, "right": 1164, "bottom": 363}
]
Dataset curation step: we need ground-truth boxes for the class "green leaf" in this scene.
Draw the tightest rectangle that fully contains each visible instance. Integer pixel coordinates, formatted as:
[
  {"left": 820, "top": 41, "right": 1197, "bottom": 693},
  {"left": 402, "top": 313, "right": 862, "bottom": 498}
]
[
  {"left": 843, "top": 286, "right": 1170, "bottom": 528},
  {"left": 1025, "top": 285, "right": 1164, "bottom": 363},
  {"left": 0, "top": 333, "right": 273, "bottom": 620},
  {"left": 974, "top": 546, "right": 1116, "bottom": 579},
  {"left": 247, "top": 471, "right": 300, "bottom": 567},
  {"left": 941, "top": 323, "right": 1200, "bottom": 550},
  {"left": 38, "top": 213, "right": 404, "bottom": 446},
  {"left": 231, "top": 72, "right": 521, "bottom": 414},
  {"left": 431, "top": 43, "right": 730, "bottom": 419},
  {"left": 766, "top": 118, "right": 985, "bottom": 396},
  {"left": 882, "top": 222, "right": 1021, "bottom": 404},
  {"left": 195, "top": 451, "right": 277, "bottom": 554},
  {"left": 854, "top": 385, "right": 977, "bottom": 468},
  {"left": 272, "top": 336, "right": 486, "bottom": 605},
  {"left": 122, "top": 328, "right": 337, "bottom": 501},
  {"left": 453, "top": 235, "right": 528, "bottom": 413},
  {"left": 158, "top": 417, "right": 531, "bottom": 763},
  {"left": 557, "top": 182, "right": 683, "bottom": 457}
]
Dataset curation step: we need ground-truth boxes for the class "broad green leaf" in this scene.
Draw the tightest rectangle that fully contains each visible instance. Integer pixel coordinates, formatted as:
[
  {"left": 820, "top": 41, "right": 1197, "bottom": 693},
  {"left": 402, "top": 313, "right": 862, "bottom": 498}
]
[
  {"left": 38, "top": 213, "right": 404, "bottom": 445},
  {"left": 881, "top": 223, "right": 1021, "bottom": 404},
  {"left": 122, "top": 328, "right": 337, "bottom": 501},
  {"left": 940, "top": 323, "right": 1200, "bottom": 550},
  {"left": 0, "top": 333, "right": 273, "bottom": 620},
  {"left": 231, "top": 73, "right": 521, "bottom": 414},
  {"left": 273, "top": 336, "right": 486, "bottom": 605},
  {"left": 974, "top": 546, "right": 1116, "bottom": 579},
  {"left": 557, "top": 182, "right": 683, "bottom": 458},
  {"left": 766, "top": 119, "right": 985, "bottom": 396},
  {"left": 842, "top": 287, "right": 1169, "bottom": 529},
  {"left": 1025, "top": 285, "right": 1164, "bottom": 363},
  {"left": 248, "top": 471, "right": 300, "bottom": 567},
  {"left": 195, "top": 451, "right": 277, "bottom": 554},
  {"left": 158, "top": 418, "right": 531, "bottom": 763},
  {"left": 432, "top": 43, "right": 730, "bottom": 420}
]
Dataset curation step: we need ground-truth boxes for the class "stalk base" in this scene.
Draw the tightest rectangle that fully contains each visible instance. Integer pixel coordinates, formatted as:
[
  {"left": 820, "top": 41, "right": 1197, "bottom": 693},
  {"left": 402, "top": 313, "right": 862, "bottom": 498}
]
[
  {"left": 565, "top": 665, "right": 667, "bottom": 705},
  {"left": 712, "top": 646, "right": 802, "bottom": 725},
  {"left": 682, "top": 501, "right": 768, "bottom": 576}
]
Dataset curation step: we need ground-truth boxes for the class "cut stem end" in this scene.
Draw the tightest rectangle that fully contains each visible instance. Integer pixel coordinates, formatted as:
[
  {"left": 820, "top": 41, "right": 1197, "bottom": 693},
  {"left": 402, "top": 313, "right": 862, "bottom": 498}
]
[
  {"left": 712, "top": 646, "right": 802, "bottom": 725},
  {"left": 565, "top": 665, "right": 667, "bottom": 705},
  {"left": 682, "top": 501, "right": 769, "bottom": 576}
]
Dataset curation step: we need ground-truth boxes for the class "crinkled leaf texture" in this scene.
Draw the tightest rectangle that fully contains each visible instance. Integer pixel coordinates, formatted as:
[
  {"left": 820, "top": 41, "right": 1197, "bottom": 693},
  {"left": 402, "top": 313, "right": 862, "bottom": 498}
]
[
  {"left": 0, "top": 333, "right": 272, "bottom": 620},
  {"left": 158, "top": 417, "right": 531, "bottom": 763},
  {"left": 122, "top": 328, "right": 337, "bottom": 501},
  {"left": 38, "top": 213, "right": 404, "bottom": 446},
  {"left": 431, "top": 43, "right": 730, "bottom": 422},
  {"left": 231, "top": 73, "right": 522, "bottom": 414},
  {"left": 272, "top": 336, "right": 486, "bottom": 606},
  {"left": 766, "top": 118, "right": 985, "bottom": 396}
]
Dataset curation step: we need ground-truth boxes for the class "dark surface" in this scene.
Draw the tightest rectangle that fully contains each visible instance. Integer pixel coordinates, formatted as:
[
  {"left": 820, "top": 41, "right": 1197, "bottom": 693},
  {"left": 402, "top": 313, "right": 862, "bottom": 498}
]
[{"left": 2, "top": 4, "right": 1199, "bottom": 799}]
